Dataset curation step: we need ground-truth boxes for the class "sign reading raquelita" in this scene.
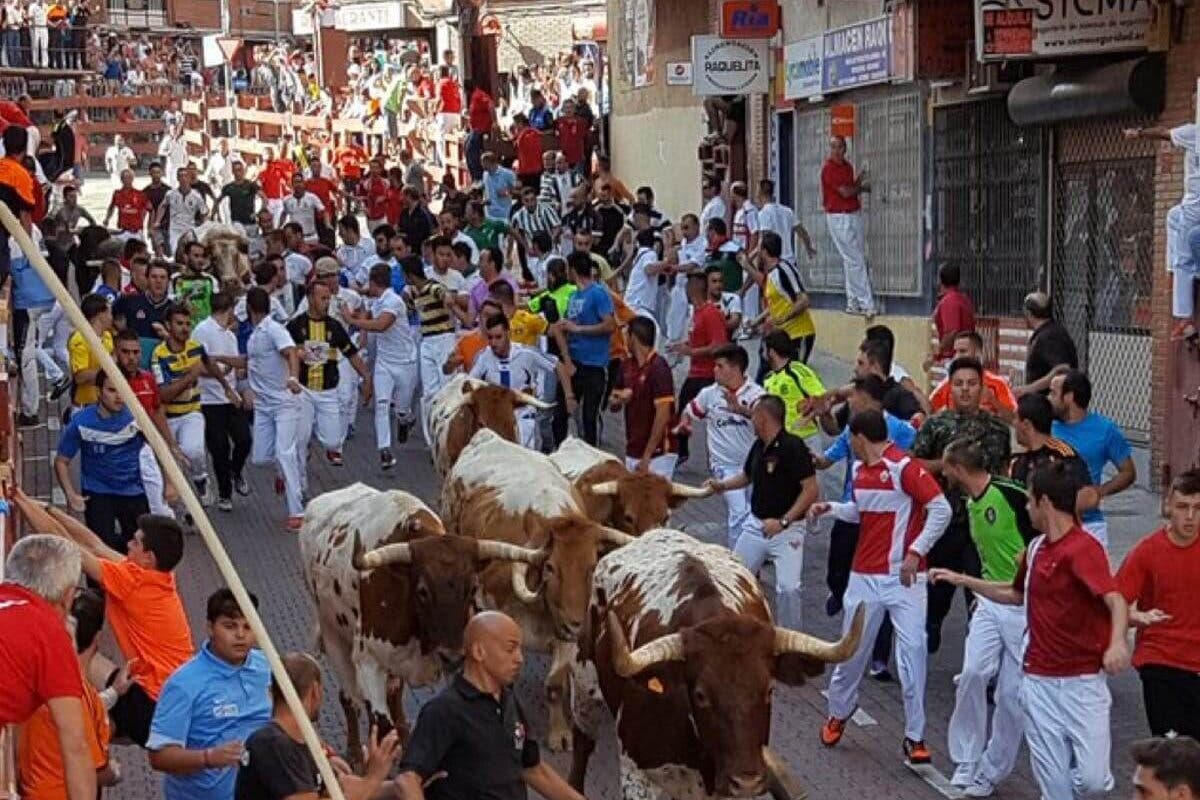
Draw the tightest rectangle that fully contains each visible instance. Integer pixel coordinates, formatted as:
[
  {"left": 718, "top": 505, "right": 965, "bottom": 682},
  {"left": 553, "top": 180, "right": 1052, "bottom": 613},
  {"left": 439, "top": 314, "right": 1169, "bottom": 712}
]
[{"left": 691, "top": 35, "right": 770, "bottom": 97}]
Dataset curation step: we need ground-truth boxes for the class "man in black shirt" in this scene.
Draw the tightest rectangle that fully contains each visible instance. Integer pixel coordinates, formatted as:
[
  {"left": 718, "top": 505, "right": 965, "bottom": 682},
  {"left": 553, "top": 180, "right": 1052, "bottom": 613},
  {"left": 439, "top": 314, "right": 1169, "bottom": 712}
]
[
  {"left": 235, "top": 651, "right": 399, "bottom": 800},
  {"left": 396, "top": 611, "right": 585, "bottom": 800},
  {"left": 1018, "top": 291, "right": 1078, "bottom": 396},
  {"left": 1008, "top": 393, "right": 1092, "bottom": 489},
  {"left": 707, "top": 394, "right": 818, "bottom": 630},
  {"left": 591, "top": 182, "right": 629, "bottom": 257},
  {"left": 397, "top": 186, "right": 437, "bottom": 254}
]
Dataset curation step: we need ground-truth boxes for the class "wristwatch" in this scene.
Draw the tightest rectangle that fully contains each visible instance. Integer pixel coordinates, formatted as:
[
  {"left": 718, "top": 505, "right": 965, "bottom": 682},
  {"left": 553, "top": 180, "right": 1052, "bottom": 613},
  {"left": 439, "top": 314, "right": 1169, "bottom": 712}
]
[{"left": 780, "top": 518, "right": 791, "bottom": 529}]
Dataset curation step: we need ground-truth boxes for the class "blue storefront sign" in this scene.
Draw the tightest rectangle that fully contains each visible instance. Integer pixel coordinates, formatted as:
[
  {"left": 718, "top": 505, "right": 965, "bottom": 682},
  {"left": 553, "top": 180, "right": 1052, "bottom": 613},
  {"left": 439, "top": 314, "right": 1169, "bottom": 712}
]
[{"left": 821, "top": 15, "right": 892, "bottom": 93}]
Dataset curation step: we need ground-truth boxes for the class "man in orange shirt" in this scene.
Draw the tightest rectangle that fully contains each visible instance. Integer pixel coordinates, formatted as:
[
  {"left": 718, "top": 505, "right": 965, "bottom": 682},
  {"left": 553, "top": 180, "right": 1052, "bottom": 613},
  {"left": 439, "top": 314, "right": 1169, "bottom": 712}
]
[
  {"left": 928, "top": 330, "right": 1016, "bottom": 422},
  {"left": 443, "top": 299, "right": 503, "bottom": 375},
  {"left": 18, "top": 588, "right": 134, "bottom": 800},
  {"left": 43, "top": 508, "right": 194, "bottom": 748}
]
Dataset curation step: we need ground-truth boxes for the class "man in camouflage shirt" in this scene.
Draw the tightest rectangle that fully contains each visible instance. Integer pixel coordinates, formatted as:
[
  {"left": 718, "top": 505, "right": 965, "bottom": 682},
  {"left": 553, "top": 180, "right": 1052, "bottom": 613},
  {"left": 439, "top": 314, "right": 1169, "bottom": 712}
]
[{"left": 910, "top": 356, "right": 1011, "bottom": 653}]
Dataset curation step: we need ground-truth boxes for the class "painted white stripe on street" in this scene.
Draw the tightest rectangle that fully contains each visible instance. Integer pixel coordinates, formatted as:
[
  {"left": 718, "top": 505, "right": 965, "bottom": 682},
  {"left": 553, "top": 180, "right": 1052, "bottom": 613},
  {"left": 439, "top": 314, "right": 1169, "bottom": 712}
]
[
  {"left": 48, "top": 414, "right": 60, "bottom": 431},
  {"left": 907, "top": 762, "right": 962, "bottom": 799},
  {"left": 819, "top": 691, "right": 878, "bottom": 727}
]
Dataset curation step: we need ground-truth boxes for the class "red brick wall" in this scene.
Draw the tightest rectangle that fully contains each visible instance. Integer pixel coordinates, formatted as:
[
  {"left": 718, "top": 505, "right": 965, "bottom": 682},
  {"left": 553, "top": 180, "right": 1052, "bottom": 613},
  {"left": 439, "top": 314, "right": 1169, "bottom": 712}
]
[{"left": 1155, "top": 10, "right": 1200, "bottom": 486}]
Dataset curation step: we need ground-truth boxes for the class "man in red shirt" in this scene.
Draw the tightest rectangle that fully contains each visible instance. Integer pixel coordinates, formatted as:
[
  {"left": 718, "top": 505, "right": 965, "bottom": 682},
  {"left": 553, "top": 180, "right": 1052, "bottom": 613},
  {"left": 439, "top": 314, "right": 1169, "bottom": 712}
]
[
  {"left": 332, "top": 138, "right": 367, "bottom": 211},
  {"left": 465, "top": 80, "right": 496, "bottom": 181},
  {"left": 512, "top": 113, "right": 543, "bottom": 191},
  {"left": 821, "top": 135, "right": 875, "bottom": 317},
  {"left": 305, "top": 172, "right": 340, "bottom": 247},
  {"left": 554, "top": 98, "right": 590, "bottom": 174},
  {"left": 610, "top": 317, "right": 677, "bottom": 477},
  {"left": 104, "top": 169, "right": 151, "bottom": 241},
  {"left": 0, "top": 533, "right": 96, "bottom": 800},
  {"left": 433, "top": 64, "right": 463, "bottom": 168},
  {"left": 259, "top": 148, "right": 295, "bottom": 226},
  {"left": 115, "top": 328, "right": 185, "bottom": 517},
  {"left": 931, "top": 461, "right": 1129, "bottom": 800},
  {"left": 1117, "top": 468, "right": 1200, "bottom": 739},
  {"left": 932, "top": 263, "right": 976, "bottom": 362},
  {"left": 669, "top": 271, "right": 729, "bottom": 462},
  {"left": 358, "top": 157, "right": 391, "bottom": 233}
]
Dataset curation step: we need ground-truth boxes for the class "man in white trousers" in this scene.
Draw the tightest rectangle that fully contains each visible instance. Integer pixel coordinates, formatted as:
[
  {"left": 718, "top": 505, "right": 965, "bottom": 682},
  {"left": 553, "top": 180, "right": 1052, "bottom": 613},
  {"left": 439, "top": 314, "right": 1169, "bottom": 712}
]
[
  {"left": 665, "top": 214, "right": 707, "bottom": 347},
  {"left": 941, "top": 439, "right": 1039, "bottom": 796},
  {"left": 930, "top": 460, "right": 1130, "bottom": 800},
  {"left": 808, "top": 408, "right": 951, "bottom": 766},
  {"left": 730, "top": 182, "right": 761, "bottom": 322},
  {"left": 821, "top": 135, "right": 876, "bottom": 317},
  {"left": 706, "top": 394, "right": 819, "bottom": 630},
  {"left": 287, "top": 280, "right": 371, "bottom": 486},
  {"left": 244, "top": 286, "right": 305, "bottom": 532},
  {"left": 349, "top": 261, "right": 422, "bottom": 470},
  {"left": 470, "top": 312, "right": 569, "bottom": 450},
  {"left": 294, "top": 257, "right": 366, "bottom": 444},
  {"left": 1126, "top": 119, "right": 1200, "bottom": 341},
  {"left": 685, "top": 344, "right": 763, "bottom": 547}
]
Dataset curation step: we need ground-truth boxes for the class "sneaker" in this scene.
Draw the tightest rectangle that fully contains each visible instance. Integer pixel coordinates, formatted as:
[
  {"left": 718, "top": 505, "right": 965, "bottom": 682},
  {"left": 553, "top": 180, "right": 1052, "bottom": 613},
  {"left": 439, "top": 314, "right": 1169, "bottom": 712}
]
[
  {"left": 49, "top": 375, "right": 71, "bottom": 400},
  {"left": 927, "top": 626, "right": 942, "bottom": 654},
  {"left": 825, "top": 594, "right": 843, "bottom": 617},
  {"left": 16, "top": 413, "right": 39, "bottom": 427},
  {"left": 196, "top": 478, "right": 212, "bottom": 507},
  {"left": 286, "top": 515, "right": 304, "bottom": 533},
  {"left": 396, "top": 422, "right": 410, "bottom": 444},
  {"left": 951, "top": 763, "right": 977, "bottom": 788},
  {"left": 217, "top": 497, "right": 233, "bottom": 512},
  {"left": 346, "top": 423, "right": 355, "bottom": 440},
  {"left": 326, "top": 449, "right": 343, "bottom": 467},
  {"left": 903, "top": 738, "right": 932, "bottom": 765},
  {"left": 233, "top": 474, "right": 250, "bottom": 496},
  {"left": 963, "top": 779, "right": 995, "bottom": 798},
  {"left": 380, "top": 449, "right": 396, "bottom": 470},
  {"left": 869, "top": 663, "right": 893, "bottom": 683},
  {"left": 820, "top": 716, "right": 847, "bottom": 747},
  {"left": 274, "top": 476, "right": 285, "bottom": 495}
]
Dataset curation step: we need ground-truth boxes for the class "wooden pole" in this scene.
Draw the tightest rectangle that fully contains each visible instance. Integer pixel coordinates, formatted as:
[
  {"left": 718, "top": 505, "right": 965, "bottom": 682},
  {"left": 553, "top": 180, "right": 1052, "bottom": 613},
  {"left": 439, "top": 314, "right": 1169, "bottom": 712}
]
[{"left": 0, "top": 205, "right": 348, "bottom": 800}]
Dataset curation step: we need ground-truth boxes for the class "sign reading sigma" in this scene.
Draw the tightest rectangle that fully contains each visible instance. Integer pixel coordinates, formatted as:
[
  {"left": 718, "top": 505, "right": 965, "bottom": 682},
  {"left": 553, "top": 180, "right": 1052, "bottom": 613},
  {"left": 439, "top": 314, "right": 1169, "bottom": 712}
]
[
  {"left": 975, "top": 0, "right": 1155, "bottom": 61},
  {"left": 691, "top": 35, "right": 770, "bottom": 96}
]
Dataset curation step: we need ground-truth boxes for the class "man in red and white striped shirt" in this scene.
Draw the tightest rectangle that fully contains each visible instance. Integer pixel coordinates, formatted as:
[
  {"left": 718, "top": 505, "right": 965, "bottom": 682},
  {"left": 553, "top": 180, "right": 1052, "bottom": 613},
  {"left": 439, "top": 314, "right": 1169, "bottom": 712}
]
[{"left": 808, "top": 408, "right": 951, "bottom": 766}]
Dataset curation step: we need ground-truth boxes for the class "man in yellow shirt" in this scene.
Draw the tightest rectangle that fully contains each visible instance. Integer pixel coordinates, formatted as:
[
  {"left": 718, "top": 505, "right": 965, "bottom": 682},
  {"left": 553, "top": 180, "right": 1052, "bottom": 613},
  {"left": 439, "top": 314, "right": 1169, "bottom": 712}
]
[
  {"left": 761, "top": 330, "right": 826, "bottom": 451},
  {"left": 68, "top": 295, "right": 115, "bottom": 412},
  {"left": 744, "top": 231, "right": 815, "bottom": 366}
]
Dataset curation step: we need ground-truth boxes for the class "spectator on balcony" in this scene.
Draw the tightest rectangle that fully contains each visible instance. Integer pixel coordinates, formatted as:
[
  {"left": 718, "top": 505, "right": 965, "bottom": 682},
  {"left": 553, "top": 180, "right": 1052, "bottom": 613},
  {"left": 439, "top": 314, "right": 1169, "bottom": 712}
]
[
  {"left": 68, "top": 0, "right": 86, "bottom": 69},
  {"left": 29, "top": 0, "right": 49, "bottom": 68},
  {"left": 47, "top": 0, "right": 67, "bottom": 68},
  {"left": 1, "top": 0, "right": 23, "bottom": 68},
  {"left": 1, "top": 534, "right": 97, "bottom": 800}
]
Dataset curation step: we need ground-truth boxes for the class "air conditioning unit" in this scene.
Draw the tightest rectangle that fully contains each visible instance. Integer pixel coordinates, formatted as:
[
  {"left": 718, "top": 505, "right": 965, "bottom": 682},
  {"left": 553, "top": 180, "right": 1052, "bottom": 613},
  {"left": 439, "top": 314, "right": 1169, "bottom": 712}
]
[{"left": 966, "top": 40, "right": 1015, "bottom": 95}]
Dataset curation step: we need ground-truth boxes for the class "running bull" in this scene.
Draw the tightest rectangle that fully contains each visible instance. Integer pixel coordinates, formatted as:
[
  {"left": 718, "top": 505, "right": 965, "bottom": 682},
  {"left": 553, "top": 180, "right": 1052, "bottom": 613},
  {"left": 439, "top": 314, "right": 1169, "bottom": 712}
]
[{"left": 428, "top": 373, "right": 553, "bottom": 478}]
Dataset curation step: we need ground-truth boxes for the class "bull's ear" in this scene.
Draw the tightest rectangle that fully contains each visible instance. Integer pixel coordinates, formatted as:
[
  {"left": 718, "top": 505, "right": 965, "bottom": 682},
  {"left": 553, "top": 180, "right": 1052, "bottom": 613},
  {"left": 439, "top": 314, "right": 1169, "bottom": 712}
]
[
  {"left": 774, "top": 653, "right": 827, "bottom": 686},
  {"left": 462, "top": 380, "right": 475, "bottom": 395},
  {"left": 406, "top": 517, "right": 423, "bottom": 537}
]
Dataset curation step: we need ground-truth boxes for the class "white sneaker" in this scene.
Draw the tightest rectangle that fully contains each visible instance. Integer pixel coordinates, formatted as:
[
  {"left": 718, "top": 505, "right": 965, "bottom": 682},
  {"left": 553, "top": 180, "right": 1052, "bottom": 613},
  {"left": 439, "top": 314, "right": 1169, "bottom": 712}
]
[
  {"left": 951, "top": 763, "right": 976, "bottom": 788},
  {"left": 963, "top": 778, "right": 995, "bottom": 798}
]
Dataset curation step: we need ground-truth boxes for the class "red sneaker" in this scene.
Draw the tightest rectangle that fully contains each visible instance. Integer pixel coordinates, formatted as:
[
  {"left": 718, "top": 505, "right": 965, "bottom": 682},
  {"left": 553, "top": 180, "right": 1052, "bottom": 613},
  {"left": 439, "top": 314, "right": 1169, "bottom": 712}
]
[
  {"left": 1172, "top": 320, "right": 1198, "bottom": 343},
  {"left": 903, "top": 738, "right": 932, "bottom": 765},
  {"left": 286, "top": 515, "right": 304, "bottom": 533},
  {"left": 820, "top": 716, "right": 847, "bottom": 747},
  {"left": 326, "top": 450, "right": 344, "bottom": 467}
]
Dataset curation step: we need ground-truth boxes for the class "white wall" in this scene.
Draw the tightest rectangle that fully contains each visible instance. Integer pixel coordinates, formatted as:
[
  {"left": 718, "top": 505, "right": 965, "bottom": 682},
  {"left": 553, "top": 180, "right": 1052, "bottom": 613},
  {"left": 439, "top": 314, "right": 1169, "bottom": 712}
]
[
  {"left": 782, "top": 0, "right": 883, "bottom": 41},
  {"left": 610, "top": 104, "right": 707, "bottom": 221}
]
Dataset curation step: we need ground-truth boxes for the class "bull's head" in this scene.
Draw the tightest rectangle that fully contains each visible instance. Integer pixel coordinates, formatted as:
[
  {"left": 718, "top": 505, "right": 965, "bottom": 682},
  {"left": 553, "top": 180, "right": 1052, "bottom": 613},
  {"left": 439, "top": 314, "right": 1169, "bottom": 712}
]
[
  {"left": 510, "top": 516, "right": 634, "bottom": 641},
  {"left": 460, "top": 380, "right": 552, "bottom": 446},
  {"left": 604, "top": 605, "right": 866, "bottom": 797},
  {"left": 586, "top": 473, "right": 712, "bottom": 533},
  {"left": 353, "top": 523, "right": 544, "bottom": 665}
]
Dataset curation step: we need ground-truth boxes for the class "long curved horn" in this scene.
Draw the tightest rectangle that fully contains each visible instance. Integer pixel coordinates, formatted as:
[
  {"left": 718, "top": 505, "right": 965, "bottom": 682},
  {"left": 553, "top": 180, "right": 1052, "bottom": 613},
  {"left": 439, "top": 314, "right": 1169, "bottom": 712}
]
[
  {"left": 670, "top": 481, "right": 713, "bottom": 498},
  {"left": 762, "top": 746, "right": 809, "bottom": 800},
  {"left": 512, "top": 389, "right": 554, "bottom": 410},
  {"left": 510, "top": 562, "right": 541, "bottom": 603},
  {"left": 475, "top": 540, "right": 545, "bottom": 564},
  {"left": 606, "top": 610, "right": 684, "bottom": 677},
  {"left": 600, "top": 528, "right": 635, "bottom": 547},
  {"left": 774, "top": 603, "right": 866, "bottom": 662},
  {"left": 586, "top": 480, "right": 619, "bottom": 496},
  {"left": 352, "top": 541, "right": 413, "bottom": 570}
]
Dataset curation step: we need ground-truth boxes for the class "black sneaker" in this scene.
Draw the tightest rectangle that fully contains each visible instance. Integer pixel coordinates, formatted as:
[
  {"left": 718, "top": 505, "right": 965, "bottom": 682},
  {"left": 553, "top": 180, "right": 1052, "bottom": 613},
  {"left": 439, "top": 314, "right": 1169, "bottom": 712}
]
[
  {"left": 927, "top": 626, "right": 942, "bottom": 655},
  {"left": 196, "top": 478, "right": 212, "bottom": 507},
  {"left": 380, "top": 449, "right": 396, "bottom": 470},
  {"left": 825, "top": 594, "right": 843, "bottom": 617},
  {"left": 869, "top": 662, "right": 894, "bottom": 683},
  {"left": 16, "top": 413, "right": 39, "bottom": 427},
  {"left": 49, "top": 375, "right": 72, "bottom": 400},
  {"left": 396, "top": 422, "right": 410, "bottom": 444},
  {"left": 233, "top": 474, "right": 250, "bottom": 496}
]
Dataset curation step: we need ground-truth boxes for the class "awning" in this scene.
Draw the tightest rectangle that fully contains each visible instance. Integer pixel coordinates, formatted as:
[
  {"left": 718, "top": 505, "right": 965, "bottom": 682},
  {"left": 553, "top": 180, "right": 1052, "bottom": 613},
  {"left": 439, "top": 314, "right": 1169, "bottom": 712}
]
[{"left": 1007, "top": 54, "right": 1165, "bottom": 127}]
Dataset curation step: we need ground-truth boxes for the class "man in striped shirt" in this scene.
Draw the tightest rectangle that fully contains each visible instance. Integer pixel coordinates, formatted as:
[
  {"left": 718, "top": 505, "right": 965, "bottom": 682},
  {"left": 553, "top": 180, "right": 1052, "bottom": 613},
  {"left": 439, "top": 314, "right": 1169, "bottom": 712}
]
[
  {"left": 511, "top": 186, "right": 562, "bottom": 256},
  {"left": 405, "top": 255, "right": 458, "bottom": 448}
]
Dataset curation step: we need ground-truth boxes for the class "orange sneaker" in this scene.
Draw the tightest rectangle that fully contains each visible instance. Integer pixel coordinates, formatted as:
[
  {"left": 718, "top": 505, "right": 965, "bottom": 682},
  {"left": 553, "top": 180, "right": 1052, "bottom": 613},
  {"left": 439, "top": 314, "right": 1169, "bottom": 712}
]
[
  {"left": 903, "top": 738, "right": 932, "bottom": 765},
  {"left": 820, "top": 716, "right": 847, "bottom": 747},
  {"left": 286, "top": 515, "right": 304, "bottom": 533}
]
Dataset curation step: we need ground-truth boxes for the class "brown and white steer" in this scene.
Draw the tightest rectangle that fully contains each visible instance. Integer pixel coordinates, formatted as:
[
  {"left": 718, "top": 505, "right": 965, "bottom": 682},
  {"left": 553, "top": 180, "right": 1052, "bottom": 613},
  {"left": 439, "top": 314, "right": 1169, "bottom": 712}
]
[
  {"left": 550, "top": 437, "right": 712, "bottom": 533},
  {"left": 299, "top": 482, "right": 543, "bottom": 756},
  {"left": 569, "top": 528, "right": 865, "bottom": 799},
  {"left": 441, "top": 428, "right": 634, "bottom": 751},
  {"left": 428, "top": 373, "right": 551, "bottom": 478}
]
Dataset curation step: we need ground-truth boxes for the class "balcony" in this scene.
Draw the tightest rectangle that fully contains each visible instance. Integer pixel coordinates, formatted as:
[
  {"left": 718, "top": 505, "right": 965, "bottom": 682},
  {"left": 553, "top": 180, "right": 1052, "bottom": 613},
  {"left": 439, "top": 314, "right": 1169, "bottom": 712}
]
[{"left": 107, "top": 0, "right": 168, "bottom": 30}]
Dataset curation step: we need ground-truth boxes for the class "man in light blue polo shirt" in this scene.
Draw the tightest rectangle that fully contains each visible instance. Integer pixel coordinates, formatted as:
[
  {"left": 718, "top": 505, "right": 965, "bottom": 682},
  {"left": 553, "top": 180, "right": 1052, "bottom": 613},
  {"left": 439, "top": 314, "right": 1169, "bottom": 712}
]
[
  {"left": 148, "top": 588, "right": 271, "bottom": 800},
  {"left": 554, "top": 250, "right": 615, "bottom": 447},
  {"left": 1049, "top": 369, "right": 1135, "bottom": 550},
  {"left": 481, "top": 151, "right": 517, "bottom": 221}
]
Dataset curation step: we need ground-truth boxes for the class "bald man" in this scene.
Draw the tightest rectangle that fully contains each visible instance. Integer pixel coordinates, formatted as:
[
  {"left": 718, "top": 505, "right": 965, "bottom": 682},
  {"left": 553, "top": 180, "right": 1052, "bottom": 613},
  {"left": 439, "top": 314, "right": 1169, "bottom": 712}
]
[
  {"left": 396, "top": 612, "right": 586, "bottom": 800},
  {"left": 821, "top": 135, "right": 875, "bottom": 317}
]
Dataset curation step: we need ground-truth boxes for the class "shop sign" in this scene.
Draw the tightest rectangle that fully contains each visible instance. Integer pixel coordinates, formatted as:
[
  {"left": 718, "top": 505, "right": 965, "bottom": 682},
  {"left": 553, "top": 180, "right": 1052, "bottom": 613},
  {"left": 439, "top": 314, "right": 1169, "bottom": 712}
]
[
  {"left": 822, "top": 16, "right": 892, "bottom": 93},
  {"left": 691, "top": 36, "right": 770, "bottom": 96},
  {"left": 975, "top": 0, "right": 1155, "bottom": 61},
  {"left": 783, "top": 35, "right": 822, "bottom": 100},
  {"left": 293, "top": 2, "right": 402, "bottom": 35},
  {"left": 831, "top": 102, "right": 855, "bottom": 138},
  {"left": 666, "top": 61, "right": 693, "bottom": 86},
  {"left": 719, "top": 0, "right": 780, "bottom": 39}
]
